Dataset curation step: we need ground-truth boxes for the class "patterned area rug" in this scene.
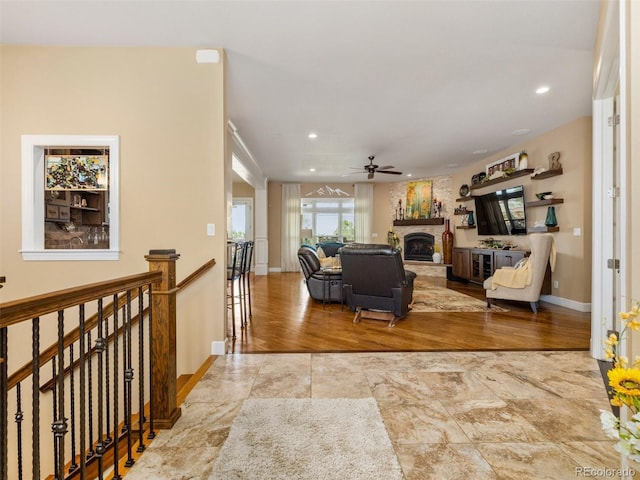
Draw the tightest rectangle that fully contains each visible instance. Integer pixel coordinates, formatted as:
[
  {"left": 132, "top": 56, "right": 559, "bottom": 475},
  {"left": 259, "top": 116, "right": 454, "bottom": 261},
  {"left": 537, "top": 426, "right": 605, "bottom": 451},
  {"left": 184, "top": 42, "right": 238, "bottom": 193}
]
[
  {"left": 411, "top": 282, "right": 509, "bottom": 312},
  {"left": 209, "top": 398, "right": 403, "bottom": 480}
]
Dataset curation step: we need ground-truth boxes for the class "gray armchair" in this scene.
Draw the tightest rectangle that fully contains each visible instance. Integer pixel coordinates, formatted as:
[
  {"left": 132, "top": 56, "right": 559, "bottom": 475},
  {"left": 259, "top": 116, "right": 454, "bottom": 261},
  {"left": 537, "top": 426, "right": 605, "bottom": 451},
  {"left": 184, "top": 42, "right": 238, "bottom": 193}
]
[
  {"left": 340, "top": 244, "right": 416, "bottom": 327},
  {"left": 297, "top": 246, "right": 343, "bottom": 302}
]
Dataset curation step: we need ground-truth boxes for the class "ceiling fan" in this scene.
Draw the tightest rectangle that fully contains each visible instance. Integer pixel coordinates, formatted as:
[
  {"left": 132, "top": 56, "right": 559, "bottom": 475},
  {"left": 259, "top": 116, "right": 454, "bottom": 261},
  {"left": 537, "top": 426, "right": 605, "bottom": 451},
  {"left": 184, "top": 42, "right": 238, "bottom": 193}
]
[{"left": 345, "top": 155, "right": 403, "bottom": 180}]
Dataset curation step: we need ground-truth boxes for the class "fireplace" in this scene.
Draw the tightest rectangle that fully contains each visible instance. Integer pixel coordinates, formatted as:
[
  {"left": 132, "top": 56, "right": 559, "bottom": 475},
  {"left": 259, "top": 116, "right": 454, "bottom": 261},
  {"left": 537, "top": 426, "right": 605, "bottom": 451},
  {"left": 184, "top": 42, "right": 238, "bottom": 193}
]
[{"left": 404, "top": 233, "right": 434, "bottom": 261}]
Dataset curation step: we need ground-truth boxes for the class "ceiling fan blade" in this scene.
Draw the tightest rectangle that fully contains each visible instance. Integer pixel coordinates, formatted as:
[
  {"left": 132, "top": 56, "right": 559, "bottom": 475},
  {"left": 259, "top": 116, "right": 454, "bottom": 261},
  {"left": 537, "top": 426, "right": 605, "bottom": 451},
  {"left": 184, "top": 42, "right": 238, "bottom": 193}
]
[
  {"left": 378, "top": 170, "right": 403, "bottom": 175},
  {"left": 368, "top": 172, "right": 374, "bottom": 180},
  {"left": 377, "top": 165, "right": 395, "bottom": 170}
]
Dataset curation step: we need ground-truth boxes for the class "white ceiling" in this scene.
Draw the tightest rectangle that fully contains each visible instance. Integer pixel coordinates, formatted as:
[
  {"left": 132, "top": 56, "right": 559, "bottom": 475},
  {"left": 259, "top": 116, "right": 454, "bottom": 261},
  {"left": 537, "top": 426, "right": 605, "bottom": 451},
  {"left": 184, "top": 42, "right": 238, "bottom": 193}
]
[{"left": 1, "top": 0, "right": 600, "bottom": 183}]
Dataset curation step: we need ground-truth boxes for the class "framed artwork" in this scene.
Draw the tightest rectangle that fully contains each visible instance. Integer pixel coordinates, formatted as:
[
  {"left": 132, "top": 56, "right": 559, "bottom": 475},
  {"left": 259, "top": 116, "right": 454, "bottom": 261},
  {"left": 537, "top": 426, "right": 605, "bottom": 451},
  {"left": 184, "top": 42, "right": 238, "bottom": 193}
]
[
  {"left": 45, "top": 189, "right": 70, "bottom": 206},
  {"left": 46, "top": 155, "right": 109, "bottom": 190},
  {"left": 405, "top": 180, "right": 433, "bottom": 219},
  {"left": 485, "top": 153, "right": 519, "bottom": 176}
]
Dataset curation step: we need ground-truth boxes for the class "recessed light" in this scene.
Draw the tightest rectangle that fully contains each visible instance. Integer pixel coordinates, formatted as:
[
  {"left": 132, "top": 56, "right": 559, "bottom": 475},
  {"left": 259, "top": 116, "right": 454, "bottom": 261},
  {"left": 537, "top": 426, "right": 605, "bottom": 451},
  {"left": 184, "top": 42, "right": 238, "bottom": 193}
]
[
  {"left": 406, "top": 173, "right": 412, "bottom": 177},
  {"left": 472, "top": 149, "right": 488, "bottom": 155},
  {"left": 447, "top": 163, "right": 459, "bottom": 168},
  {"left": 536, "top": 86, "right": 550, "bottom": 94},
  {"left": 309, "top": 168, "right": 316, "bottom": 172},
  {"left": 308, "top": 133, "right": 318, "bottom": 139},
  {"left": 512, "top": 129, "right": 531, "bottom": 136}
]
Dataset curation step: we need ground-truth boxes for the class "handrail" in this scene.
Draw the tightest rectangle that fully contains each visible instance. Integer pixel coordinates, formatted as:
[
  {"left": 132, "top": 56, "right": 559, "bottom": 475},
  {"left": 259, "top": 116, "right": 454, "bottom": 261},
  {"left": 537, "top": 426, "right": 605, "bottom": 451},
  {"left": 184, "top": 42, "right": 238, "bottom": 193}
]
[
  {"left": 4, "top": 258, "right": 216, "bottom": 391},
  {"left": 0, "top": 272, "right": 162, "bottom": 328},
  {"left": 176, "top": 258, "right": 216, "bottom": 290}
]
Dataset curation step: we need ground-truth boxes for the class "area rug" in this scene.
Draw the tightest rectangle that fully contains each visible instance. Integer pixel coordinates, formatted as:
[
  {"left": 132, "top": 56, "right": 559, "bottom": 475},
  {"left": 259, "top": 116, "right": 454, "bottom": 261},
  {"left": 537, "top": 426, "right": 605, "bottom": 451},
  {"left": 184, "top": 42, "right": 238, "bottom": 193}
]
[
  {"left": 209, "top": 398, "right": 404, "bottom": 480},
  {"left": 411, "top": 282, "right": 509, "bottom": 312}
]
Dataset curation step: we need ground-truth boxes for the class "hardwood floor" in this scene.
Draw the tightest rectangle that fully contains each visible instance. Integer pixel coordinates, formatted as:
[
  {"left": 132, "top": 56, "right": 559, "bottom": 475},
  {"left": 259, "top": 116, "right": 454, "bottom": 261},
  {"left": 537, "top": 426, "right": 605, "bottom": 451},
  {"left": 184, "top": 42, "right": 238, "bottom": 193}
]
[{"left": 229, "top": 272, "right": 591, "bottom": 353}]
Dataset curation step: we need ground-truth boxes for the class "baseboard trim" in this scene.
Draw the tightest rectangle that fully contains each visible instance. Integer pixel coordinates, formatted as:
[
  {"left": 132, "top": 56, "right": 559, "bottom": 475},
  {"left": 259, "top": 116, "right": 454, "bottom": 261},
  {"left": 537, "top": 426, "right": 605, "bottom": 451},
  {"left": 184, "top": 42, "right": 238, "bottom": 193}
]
[
  {"left": 268, "top": 267, "right": 283, "bottom": 273},
  {"left": 540, "top": 294, "right": 591, "bottom": 312},
  {"left": 211, "top": 339, "right": 228, "bottom": 355},
  {"left": 254, "top": 264, "right": 269, "bottom": 276}
]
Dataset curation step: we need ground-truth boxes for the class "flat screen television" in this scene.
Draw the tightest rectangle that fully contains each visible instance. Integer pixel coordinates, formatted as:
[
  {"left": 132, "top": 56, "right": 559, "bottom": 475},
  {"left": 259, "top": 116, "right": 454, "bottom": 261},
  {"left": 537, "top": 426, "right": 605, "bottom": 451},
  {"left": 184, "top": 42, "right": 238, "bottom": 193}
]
[{"left": 474, "top": 185, "right": 527, "bottom": 235}]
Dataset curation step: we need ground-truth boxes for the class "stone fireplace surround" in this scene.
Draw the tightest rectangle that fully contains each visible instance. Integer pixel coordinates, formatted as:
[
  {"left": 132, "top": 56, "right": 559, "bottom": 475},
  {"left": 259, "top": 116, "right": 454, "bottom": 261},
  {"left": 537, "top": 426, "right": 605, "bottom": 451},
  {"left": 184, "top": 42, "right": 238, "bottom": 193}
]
[{"left": 387, "top": 175, "right": 454, "bottom": 278}]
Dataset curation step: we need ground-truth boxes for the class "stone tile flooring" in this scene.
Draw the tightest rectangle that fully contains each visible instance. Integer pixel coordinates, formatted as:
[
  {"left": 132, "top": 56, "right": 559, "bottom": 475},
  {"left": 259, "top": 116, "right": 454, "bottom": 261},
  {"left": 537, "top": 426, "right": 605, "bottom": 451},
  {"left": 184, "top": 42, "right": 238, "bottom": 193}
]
[{"left": 125, "top": 351, "right": 623, "bottom": 480}]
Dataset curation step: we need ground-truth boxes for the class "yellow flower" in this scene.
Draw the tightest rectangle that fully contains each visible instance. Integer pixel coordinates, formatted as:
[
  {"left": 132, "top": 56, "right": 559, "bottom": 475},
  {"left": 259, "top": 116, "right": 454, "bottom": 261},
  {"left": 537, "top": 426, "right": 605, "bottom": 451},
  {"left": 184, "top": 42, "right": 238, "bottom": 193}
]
[
  {"left": 609, "top": 367, "right": 640, "bottom": 397},
  {"left": 611, "top": 396, "right": 624, "bottom": 407},
  {"left": 619, "top": 356, "right": 630, "bottom": 368},
  {"left": 605, "top": 348, "right": 615, "bottom": 359},
  {"left": 633, "top": 355, "right": 640, "bottom": 367}
]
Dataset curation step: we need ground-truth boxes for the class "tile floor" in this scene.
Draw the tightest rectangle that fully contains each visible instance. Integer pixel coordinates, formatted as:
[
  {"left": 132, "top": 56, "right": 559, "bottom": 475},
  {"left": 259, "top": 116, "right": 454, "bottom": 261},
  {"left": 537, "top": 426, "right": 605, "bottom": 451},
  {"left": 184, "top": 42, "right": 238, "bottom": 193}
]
[{"left": 125, "top": 351, "right": 625, "bottom": 480}]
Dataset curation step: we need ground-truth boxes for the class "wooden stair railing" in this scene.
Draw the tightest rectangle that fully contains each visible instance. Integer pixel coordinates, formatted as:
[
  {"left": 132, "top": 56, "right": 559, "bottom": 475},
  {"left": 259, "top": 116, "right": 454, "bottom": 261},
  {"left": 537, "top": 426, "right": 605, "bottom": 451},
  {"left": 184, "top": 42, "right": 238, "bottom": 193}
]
[{"left": 0, "top": 251, "right": 215, "bottom": 480}]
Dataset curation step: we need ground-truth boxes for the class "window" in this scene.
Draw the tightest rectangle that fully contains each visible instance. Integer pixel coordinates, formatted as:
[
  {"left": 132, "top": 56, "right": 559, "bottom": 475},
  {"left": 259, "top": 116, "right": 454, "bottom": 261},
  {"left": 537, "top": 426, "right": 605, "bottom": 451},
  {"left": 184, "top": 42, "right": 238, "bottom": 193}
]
[
  {"left": 21, "top": 135, "right": 120, "bottom": 261},
  {"left": 301, "top": 198, "right": 354, "bottom": 243}
]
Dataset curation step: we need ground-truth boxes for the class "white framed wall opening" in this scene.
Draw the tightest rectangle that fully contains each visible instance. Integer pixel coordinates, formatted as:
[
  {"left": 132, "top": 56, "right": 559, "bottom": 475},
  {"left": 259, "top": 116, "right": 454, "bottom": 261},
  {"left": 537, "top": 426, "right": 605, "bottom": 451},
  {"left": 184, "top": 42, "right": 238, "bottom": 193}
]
[{"left": 21, "top": 135, "right": 120, "bottom": 261}]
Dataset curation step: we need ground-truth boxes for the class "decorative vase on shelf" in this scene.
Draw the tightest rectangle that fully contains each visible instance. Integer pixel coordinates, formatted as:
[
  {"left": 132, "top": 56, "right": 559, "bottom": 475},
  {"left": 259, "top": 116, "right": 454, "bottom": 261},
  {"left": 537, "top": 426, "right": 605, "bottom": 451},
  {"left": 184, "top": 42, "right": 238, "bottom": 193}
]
[
  {"left": 519, "top": 151, "right": 529, "bottom": 170},
  {"left": 432, "top": 252, "right": 442, "bottom": 264},
  {"left": 545, "top": 206, "right": 558, "bottom": 227},
  {"left": 467, "top": 211, "right": 475, "bottom": 226},
  {"left": 442, "top": 219, "right": 454, "bottom": 264}
]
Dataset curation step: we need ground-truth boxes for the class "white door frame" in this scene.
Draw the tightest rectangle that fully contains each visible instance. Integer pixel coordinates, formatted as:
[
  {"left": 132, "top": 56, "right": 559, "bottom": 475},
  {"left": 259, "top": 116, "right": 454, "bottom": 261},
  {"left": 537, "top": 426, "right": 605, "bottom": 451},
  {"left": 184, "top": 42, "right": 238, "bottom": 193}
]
[{"left": 591, "top": 0, "right": 628, "bottom": 360}]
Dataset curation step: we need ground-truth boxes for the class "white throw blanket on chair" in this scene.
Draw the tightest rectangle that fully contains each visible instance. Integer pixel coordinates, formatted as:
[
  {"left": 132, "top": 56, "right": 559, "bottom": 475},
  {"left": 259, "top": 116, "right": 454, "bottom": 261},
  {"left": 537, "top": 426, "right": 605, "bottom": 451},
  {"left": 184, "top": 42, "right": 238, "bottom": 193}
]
[{"left": 490, "top": 257, "right": 532, "bottom": 290}]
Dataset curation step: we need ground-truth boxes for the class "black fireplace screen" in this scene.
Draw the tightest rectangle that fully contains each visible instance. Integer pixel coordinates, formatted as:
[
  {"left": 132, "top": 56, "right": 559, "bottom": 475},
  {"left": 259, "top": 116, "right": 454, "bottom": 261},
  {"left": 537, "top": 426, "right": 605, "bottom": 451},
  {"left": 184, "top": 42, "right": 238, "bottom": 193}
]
[{"left": 404, "top": 233, "right": 434, "bottom": 261}]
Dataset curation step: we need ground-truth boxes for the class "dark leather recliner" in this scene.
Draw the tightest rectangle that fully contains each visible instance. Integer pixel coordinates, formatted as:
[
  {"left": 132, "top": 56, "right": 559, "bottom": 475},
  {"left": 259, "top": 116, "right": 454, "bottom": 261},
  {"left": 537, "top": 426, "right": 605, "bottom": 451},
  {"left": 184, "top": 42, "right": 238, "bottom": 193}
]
[
  {"left": 340, "top": 244, "right": 416, "bottom": 326},
  {"left": 297, "top": 246, "right": 343, "bottom": 302}
]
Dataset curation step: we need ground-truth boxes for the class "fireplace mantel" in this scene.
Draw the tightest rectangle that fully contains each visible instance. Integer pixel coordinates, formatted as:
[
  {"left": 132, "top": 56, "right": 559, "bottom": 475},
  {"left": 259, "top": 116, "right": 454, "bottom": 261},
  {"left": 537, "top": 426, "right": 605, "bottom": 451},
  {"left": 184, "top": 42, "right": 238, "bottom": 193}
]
[{"left": 393, "top": 218, "right": 444, "bottom": 226}]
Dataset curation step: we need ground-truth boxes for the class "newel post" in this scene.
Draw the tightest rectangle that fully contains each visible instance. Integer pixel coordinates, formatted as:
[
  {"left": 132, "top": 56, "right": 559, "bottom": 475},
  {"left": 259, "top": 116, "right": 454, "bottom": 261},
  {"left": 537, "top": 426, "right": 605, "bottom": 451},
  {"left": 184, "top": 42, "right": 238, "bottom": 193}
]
[{"left": 145, "top": 249, "right": 181, "bottom": 429}]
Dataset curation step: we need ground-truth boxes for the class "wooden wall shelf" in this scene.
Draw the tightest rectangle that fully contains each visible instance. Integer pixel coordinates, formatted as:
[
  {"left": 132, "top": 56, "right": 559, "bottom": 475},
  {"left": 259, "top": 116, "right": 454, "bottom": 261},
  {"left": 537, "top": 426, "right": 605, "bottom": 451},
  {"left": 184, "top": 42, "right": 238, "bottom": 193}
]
[
  {"left": 456, "top": 196, "right": 474, "bottom": 202},
  {"left": 525, "top": 198, "right": 564, "bottom": 207},
  {"left": 469, "top": 169, "right": 534, "bottom": 190},
  {"left": 393, "top": 218, "right": 444, "bottom": 226},
  {"left": 531, "top": 169, "right": 563, "bottom": 180},
  {"left": 456, "top": 225, "right": 476, "bottom": 230},
  {"left": 527, "top": 226, "right": 560, "bottom": 233}
]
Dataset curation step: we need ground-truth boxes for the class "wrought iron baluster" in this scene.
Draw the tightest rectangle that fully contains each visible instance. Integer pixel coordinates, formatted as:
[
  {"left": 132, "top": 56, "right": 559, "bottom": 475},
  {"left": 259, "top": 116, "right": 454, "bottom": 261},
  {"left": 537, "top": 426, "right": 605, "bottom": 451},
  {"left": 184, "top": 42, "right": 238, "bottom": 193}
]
[
  {"left": 104, "top": 308, "right": 111, "bottom": 447},
  {"left": 112, "top": 295, "right": 121, "bottom": 480},
  {"left": 0, "top": 326, "right": 8, "bottom": 480},
  {"left": 52, "top": 311, "right": 67, "bottom": 480},
  {"left": 78, "top": 304, "right": 87, "bottom": 477},
  {"left": 95, "top": 299, "right": 106, "bottom": 480},
  {"left": 87, "top": 329, "right": 95, "bottom": 460},
  {"left": 51, "top": 357, "right": 57, "bottom": 479},
  {"left": 15, "top": 383, "right": 23, "bottom": 480},
  {"left": 137, "top": 286, "right": 146, "bottom": 453},
  {"left": 69, "top": 343, "right": 77, "bottom": 473},
  {"left": 124, "top": 290, "right": 134, "bottom": 467},
  {"left": 32, "top": 318, "right": 40, "bottom": 480},
  {"left": 147, "top": 284, "right": 155, "bottom": 439}
]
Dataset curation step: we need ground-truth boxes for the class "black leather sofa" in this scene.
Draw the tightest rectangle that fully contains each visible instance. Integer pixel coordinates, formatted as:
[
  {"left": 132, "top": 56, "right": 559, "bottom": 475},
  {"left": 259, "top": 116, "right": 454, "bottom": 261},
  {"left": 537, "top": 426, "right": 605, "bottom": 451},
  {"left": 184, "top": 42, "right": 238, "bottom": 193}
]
[{"left": 297, "top": 246, "right": 343, "bottom": 302}]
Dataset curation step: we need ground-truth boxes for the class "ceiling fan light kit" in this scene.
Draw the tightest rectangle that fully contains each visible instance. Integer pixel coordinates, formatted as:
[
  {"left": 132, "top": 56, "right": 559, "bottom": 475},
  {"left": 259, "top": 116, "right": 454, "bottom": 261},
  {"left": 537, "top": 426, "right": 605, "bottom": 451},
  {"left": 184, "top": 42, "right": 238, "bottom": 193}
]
[{"left": 348, "top": 155, "right": 403, "bottom": 180}]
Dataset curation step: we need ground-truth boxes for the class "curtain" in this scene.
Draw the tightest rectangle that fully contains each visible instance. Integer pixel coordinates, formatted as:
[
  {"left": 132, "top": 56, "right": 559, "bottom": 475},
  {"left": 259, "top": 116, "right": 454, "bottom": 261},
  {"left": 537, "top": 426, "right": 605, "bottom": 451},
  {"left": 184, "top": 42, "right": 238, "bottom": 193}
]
[
  {"left": 281, "top": 183, "right": 301, "bottom": 271},
  {"left": 354, "top": 183, "right": 373, "bottom": 244}
]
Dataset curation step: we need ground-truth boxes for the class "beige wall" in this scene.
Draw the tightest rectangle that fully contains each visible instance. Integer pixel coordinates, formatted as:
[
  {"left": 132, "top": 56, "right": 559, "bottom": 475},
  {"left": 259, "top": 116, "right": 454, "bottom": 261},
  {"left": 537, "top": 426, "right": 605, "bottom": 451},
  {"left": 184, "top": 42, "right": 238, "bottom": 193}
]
[
  {"left": 0, "top": 46, "right": 228, "bottom": 374},
  {"left": 233, "top": 181, "right": 255, "bottom": 197}
]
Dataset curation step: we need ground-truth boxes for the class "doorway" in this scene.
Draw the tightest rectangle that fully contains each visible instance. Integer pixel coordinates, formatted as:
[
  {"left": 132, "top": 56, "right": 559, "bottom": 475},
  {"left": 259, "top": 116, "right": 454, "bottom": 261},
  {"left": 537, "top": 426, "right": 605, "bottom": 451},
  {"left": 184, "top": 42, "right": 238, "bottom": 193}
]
[{"left": 232, "top": 197, "right": 253, "bottom": 242}]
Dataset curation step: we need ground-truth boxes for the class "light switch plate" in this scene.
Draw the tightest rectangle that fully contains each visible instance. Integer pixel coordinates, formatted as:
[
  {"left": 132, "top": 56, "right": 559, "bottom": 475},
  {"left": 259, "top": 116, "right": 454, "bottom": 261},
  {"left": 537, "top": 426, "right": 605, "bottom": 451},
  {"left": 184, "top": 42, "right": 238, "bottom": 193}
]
[{"left": 207, "top": 224, "right": 215, "bottom": 236}]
